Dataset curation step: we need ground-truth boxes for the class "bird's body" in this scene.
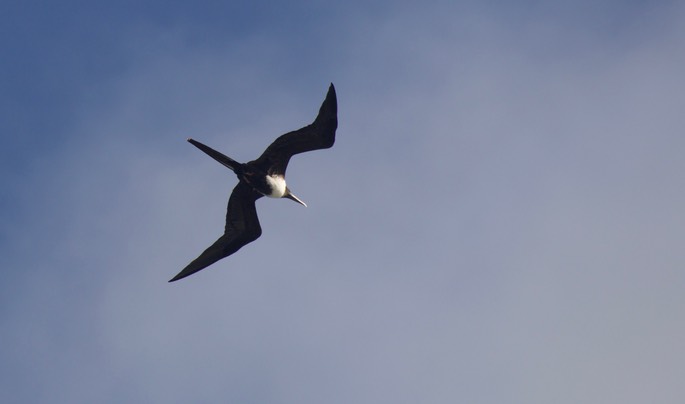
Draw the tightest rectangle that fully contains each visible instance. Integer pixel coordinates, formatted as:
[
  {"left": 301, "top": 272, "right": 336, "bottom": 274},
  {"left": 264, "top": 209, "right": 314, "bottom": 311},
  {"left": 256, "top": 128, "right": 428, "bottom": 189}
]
[{"left": 169, "top": 84, "right": 337, "bottom": 282}]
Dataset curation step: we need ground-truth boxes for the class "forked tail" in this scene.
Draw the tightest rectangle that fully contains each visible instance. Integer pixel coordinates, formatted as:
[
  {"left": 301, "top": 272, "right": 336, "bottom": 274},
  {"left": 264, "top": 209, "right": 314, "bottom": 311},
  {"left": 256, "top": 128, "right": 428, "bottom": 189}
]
[{"left": 187, "top": 138, "right": 242, "bottom": 173}]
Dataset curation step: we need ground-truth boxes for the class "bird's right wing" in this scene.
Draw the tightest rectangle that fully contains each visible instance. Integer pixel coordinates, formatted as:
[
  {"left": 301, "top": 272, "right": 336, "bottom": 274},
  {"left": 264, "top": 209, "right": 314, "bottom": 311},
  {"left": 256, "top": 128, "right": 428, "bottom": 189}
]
[
  {"left": 250, "top": 83, "right": 337, "bottom": 175},
  {"left": 169, "top": 182, "right": 263, "bottom": 282}
]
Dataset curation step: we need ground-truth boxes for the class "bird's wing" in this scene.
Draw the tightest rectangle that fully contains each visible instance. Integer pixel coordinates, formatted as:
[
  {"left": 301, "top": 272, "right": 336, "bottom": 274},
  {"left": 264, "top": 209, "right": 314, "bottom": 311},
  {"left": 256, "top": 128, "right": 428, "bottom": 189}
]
[
  {"left": 250, "top": 83, "right": 337, "bottom": 175},
  {"left": 169, "top": 182, "right": 263, "bottom": 282}
]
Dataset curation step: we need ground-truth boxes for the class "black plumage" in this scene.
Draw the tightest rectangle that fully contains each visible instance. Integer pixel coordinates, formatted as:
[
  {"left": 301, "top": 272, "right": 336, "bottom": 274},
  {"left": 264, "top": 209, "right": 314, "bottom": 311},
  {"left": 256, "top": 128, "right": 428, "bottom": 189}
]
[{"left": 169, "top": 84, "right": 337, "bottom": 282}]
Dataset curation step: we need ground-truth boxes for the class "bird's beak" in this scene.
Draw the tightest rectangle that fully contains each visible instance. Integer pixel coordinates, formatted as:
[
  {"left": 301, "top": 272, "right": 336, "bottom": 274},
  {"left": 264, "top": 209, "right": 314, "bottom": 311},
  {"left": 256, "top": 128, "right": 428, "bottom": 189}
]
[{"left": 284, "top": 189, "right": 307, "bottom": 207}]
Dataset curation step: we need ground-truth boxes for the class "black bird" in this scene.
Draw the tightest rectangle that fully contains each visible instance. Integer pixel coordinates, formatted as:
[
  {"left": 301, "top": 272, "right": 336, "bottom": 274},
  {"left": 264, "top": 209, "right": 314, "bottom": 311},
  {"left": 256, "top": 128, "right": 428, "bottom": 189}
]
[{"left": 169, "top": 84, "right": 337, "bottom": 282}]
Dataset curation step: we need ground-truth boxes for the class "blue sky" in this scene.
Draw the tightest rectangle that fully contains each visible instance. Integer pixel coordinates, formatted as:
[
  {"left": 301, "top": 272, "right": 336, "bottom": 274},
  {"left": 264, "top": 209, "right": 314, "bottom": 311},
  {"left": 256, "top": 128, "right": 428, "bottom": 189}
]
[{"left": 2, "top": 1, "right": 684, "bottom": 402}]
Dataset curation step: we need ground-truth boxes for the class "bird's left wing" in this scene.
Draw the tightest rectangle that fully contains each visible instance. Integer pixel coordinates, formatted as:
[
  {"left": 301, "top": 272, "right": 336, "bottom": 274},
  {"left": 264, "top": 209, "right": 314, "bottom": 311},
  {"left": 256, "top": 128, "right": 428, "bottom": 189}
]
[{"left": 169, "top": 182, "right": 263, "bottom": 282}]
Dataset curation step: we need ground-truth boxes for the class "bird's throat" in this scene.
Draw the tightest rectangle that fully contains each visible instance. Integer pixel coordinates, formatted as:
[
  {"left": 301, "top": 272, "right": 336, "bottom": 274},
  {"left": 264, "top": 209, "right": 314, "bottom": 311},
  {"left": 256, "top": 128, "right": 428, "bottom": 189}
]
[{"left": 265, "top": 174, "right": 287, "bottom": 198}]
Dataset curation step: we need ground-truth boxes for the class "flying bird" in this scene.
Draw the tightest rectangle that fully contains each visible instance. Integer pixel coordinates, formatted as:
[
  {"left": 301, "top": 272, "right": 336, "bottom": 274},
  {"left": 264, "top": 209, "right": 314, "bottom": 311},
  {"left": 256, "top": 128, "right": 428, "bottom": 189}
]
[{"left": 169, "top": 84, "right": 338, "bottom": 282}]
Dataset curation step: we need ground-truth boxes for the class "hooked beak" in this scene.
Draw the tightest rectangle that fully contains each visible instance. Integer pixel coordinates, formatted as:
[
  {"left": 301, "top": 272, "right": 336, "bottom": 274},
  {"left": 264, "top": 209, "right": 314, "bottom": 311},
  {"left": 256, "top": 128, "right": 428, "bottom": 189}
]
[{"left": 284, "top": 189, "right": 307, "bottom": 207}]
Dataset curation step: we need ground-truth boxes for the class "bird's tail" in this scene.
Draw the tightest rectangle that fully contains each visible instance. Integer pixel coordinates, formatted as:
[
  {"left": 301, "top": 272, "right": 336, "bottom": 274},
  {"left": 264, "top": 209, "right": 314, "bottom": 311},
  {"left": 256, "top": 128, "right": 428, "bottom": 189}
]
[{"left": 187, "top": 138, "right": 242, "bottom": 173}]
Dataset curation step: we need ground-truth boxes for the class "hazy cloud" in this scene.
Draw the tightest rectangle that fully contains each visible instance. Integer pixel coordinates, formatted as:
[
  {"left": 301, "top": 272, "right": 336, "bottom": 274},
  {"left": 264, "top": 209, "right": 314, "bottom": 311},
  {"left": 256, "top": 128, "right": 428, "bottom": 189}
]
[{"left": 2, "top": 1, "right": 684, "bottom": 403}]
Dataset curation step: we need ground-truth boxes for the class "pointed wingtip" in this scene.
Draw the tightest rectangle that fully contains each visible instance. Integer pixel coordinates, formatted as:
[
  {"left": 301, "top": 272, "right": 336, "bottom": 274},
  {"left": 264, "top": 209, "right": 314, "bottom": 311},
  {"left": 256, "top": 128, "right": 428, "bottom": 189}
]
[
  {"left": 168, "top": 264, "right": 200, "bottom": 282},
  {"left": 168, "top": 272, "right": 192, "bottom": 283},
  {"left": 321, "top": 83, "right": 337, "bottom": 117},
  {"left": 168, "top": 268, "right": 194, "bottom": 282}
]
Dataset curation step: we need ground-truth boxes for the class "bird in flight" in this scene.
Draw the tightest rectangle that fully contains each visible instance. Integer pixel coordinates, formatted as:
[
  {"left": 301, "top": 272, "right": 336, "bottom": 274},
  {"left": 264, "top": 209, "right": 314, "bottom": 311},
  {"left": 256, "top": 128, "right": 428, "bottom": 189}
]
[{"left": 169, "top": 84, "right": 338, "bottom": 282}]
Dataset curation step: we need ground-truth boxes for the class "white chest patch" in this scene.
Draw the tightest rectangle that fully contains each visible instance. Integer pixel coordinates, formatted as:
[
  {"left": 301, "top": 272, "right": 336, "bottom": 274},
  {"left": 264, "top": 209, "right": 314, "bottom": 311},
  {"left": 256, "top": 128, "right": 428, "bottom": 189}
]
[{"left": 265, "top": 175, "right": 287, "bottom": 198}]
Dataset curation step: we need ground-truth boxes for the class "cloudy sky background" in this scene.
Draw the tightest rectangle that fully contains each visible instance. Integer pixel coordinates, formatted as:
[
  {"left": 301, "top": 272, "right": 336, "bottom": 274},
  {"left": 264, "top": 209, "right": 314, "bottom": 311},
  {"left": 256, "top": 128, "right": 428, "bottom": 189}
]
[{"left": 2, "top": 1, "right": 684, "bottom": 402}]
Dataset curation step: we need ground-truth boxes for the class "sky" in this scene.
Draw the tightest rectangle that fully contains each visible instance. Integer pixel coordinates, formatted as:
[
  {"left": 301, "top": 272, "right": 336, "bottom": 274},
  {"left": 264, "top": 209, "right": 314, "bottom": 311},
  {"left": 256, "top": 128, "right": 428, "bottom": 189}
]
[{"left": 2, "top": 0, "right": 684, "bottom": 402}]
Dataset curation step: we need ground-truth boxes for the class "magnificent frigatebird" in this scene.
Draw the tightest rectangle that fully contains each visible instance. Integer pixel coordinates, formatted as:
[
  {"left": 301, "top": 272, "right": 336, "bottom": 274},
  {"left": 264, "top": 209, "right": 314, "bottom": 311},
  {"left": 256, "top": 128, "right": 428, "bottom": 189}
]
[{"left": 169, "top": 84, "right": 337, "bottom": 282}]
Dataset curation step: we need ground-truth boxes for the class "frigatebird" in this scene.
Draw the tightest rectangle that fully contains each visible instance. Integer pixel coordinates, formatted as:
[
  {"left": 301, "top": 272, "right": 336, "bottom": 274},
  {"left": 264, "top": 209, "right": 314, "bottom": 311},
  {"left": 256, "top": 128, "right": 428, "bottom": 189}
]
[{"left": 169, "top": 84, "right": 337, "bottom": 282}]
